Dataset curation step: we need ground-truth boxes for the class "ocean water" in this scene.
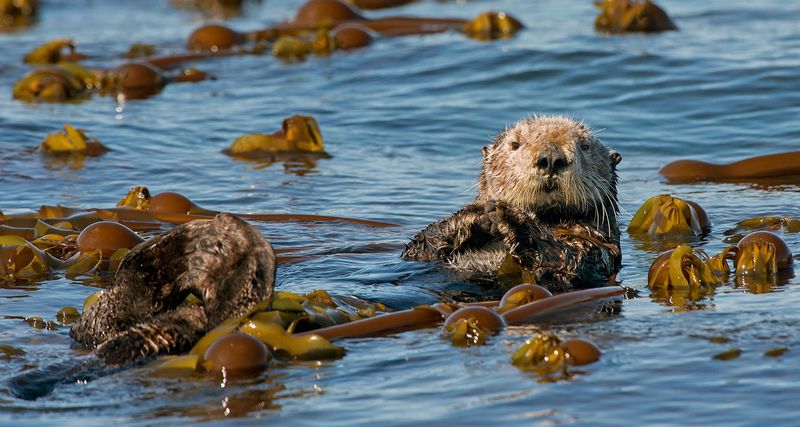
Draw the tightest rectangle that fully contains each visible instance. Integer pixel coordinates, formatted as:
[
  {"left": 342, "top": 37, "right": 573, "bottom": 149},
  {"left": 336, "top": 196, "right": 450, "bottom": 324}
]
[{"left": 1, "top": 0, "right": 799, "bottom": 425}]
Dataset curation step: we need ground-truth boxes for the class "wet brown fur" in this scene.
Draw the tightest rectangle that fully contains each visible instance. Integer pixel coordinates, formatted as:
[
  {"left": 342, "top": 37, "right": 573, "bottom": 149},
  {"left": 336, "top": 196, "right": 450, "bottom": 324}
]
[
  {"left": 402, "top": 115, "right": 622, "bottom": 292},
  {"left": 70, "top": 213, "right": 276, "bottom": 365}
]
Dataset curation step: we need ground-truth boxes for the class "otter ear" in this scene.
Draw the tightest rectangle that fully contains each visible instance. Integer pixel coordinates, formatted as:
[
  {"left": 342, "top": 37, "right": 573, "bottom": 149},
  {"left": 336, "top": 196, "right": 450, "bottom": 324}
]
[
  {"left": 610, "top": 151, "right": 622, "bottom": 167},
  {"left": 482, "top": 146, "right": 489, "bottom": 160}
]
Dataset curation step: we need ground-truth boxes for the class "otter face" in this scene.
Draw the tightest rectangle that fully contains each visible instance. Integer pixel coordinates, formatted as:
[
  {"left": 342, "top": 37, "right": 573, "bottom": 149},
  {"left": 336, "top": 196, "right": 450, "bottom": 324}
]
[{"left": 478, "top": 115, "right": 620, "bottom": 220}]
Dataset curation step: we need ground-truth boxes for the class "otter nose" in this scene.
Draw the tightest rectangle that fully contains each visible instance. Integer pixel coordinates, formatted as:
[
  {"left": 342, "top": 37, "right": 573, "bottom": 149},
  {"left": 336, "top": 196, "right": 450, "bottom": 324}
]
[{"left": 535, "top": 154, "right": 568, "bottom": 175}]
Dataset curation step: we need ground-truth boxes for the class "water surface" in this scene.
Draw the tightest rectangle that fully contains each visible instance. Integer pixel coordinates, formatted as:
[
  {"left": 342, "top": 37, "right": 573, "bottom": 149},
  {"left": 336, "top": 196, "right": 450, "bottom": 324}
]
[{"left": 1, "top": 0, "right": 799, "bottom": 425}]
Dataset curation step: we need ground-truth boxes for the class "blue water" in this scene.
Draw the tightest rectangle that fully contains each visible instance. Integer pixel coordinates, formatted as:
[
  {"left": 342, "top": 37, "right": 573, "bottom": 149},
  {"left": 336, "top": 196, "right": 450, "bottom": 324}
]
[{"left": 1, "top": 0, "right": 799, "bottom": 425}]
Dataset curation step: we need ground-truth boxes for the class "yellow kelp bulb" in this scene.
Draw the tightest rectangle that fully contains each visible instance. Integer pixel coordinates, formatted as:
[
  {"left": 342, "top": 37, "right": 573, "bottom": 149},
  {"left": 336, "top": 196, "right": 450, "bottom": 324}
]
[
  {"left": 294, "top": 0, "right": 364, "bottom": 27},
  {"left": 55, "top": 306, "right": 80, "bottom": 325},
  {"left": 595, "top": 0, "right": 677, "bottom": 34},
  {"left": 561, "top": 338, "right": 601, "bottom": 366},
  {"left": 331, "top": 24, "right": 374, "bottom": 49},
  {"left": 77, "top": 221, "right": 143, "bottom": 257},
  {"left": 628, "top": 194, "right": 711, "bottom": 239},
  {"left": 737, "top": 231, "right": 792, "bottom": 269},
  {"left": 113, "top": 63, "right": 163, "bottom": 90},
  {"left": 148, "top": 192, "right": 196, "bottom": 214},
  {"left": 498, "top": 283, "right": 553, "bottom": 313},
  {"left": 443, "top": 306, "right": 505, "bottom": 332},
  {"left": 443, "top": 306, "right": 505, "bottom": 347},
  {"left": 511, "top": 332, "right": 567, "bottom": 375},
  {"left": 83, "top": 291, "right": 101, "bottom": 311},
  {"left": 462, "top": 11, "right": 524, "bottom": 40},
  {"left": 204, "top": 333, "right": 271, "bottom": 377},
  {"left": 187, "top": 24, "right": 244, "bottom": 51}
]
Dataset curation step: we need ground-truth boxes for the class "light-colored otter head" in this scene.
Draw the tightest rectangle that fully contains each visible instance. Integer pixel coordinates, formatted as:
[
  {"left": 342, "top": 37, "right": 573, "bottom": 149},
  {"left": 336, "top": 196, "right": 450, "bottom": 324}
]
[{"left": 477, "top": 115, "right": 621, "bottom": 231}]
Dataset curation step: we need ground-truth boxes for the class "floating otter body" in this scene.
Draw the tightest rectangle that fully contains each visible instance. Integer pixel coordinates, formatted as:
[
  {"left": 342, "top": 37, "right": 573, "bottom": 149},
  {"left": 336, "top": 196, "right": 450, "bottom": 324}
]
[
  {"left": 70, "top": 213, "right": 276, "bottom": 365},
  {"left": 402, "top": 116, "right": 622, "bottom": 292}
]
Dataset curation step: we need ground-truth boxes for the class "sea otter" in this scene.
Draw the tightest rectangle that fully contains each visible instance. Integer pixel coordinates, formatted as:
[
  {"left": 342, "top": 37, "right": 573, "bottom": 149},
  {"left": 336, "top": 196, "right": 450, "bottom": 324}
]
[
  {"left": 8, "top": 214, "right": 275, "bottom": 400},
  {"left": 70, "top": 213, "right": 276, "bottom": 365},
  {"left": 402, "top": 115, "right": 622, "bottom": 292}
]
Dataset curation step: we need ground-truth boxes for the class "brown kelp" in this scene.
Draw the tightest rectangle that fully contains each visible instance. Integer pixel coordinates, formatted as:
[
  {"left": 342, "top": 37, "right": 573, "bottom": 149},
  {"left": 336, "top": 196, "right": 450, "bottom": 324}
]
[
  {"left": 595, "top": 0, "right": 677, "bottom": 34},
  {"left": 660, "top": 151, "right": 800, "bottom": 184}
]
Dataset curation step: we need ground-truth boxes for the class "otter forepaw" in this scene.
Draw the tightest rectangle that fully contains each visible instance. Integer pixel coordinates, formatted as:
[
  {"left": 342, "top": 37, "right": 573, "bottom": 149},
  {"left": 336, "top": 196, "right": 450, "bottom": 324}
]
[{"left": 94, "top": 329, "right": 156, "bottom": 366}]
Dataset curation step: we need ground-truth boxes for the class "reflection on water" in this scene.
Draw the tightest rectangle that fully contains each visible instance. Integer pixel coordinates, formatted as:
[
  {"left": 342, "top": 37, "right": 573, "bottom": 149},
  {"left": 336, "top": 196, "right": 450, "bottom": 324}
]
[
  {"left": 649, "top": 285, "right": 716, "bottom": 312},
  {"left": 140, "top": 374, "right": 286, "bottom": 421},
  {"left": 1, "top": 0, "right": 800, "bottom": 424},
  {"left": 244, "top": 153, "right": 327, "bottom": 176}
]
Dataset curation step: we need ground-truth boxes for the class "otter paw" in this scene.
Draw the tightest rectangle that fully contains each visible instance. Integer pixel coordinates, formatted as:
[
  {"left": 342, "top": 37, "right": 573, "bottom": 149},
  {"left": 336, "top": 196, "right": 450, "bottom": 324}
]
[{"left": 94, "top": 330, "right": 157, "bottom": 366}]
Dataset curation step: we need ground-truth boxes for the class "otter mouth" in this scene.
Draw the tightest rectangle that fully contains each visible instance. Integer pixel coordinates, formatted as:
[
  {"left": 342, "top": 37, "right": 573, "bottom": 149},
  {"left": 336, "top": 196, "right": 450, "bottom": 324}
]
[{"left": 542, "top": 178, "right": 558, "bottom": 193}]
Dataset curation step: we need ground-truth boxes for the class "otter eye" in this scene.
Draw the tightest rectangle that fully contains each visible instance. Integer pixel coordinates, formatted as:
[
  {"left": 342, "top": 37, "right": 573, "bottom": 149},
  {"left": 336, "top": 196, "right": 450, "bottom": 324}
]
[
  {"left": 580, "top": 142, "right": 590, "bottom": 151},
  {"left": 510, "top": 141, "right": 520, "bottom": 150}
]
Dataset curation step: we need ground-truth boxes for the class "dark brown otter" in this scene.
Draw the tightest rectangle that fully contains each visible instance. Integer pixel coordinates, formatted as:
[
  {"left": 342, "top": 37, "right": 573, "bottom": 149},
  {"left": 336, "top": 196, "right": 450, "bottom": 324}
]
[
  {"left": 70, "top": 213, "right": 276, "bottom": 365},
  {"left": 402, "top": 115, "right": 622, "bottom": 292}
]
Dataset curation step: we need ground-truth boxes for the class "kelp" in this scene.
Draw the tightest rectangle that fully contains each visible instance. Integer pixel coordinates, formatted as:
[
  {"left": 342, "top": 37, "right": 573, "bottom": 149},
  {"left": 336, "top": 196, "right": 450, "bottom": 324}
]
[
  {"left": 39, "top": 124, "right": 109, "bottom": 156},
  {"left": 225, "top": 115, "right": 328, "bottom": 158},
  {"left": 660, "top": 151, "right": 800, "bottom": 184},
  {"left": 115, "top": 186, "right": 396, "bottom": 227},
  {"left": 0, "top": 227, "right": 132, "bottom": 282},
  {"left": 496, "top": 283, "right": 553, "bottom": 314},
  {"left": 628, "top": 194, "right": 710, "bottom": 240},
  {"left": 442, "top": 306, "right": 505, "bottom": 347},
  {"left": 512, "top": 333, "right": 602, "bottom": 380},
  {"left": 735, "top": 231, "right": 792, "bottom": 277},
  {"left": 0, "top": 0, "right": 38, "bottom": 30},
  {"left": 346, "top": 0, "right": 416, "bottom": 10},
  {"left": 240, "top": 319, "right": 345, "bottom": 360},
  {"left": 148, "top": 354, "right": 202, "bottom": 377},
  {"left": 171, "top": 0, "right": 250, "bottom": 20},
  {"left": 14, "top": 59, "right": 209, "bottom": 103},
  {"left": 185, "top": 0, "right": 521, "bottom": 53},
  {"left": 76, "top": 221, "right": 143, "bottom": 257},
  {"left": 25, "top": 316, "right": 59, "bottom": 330},
  {"left": 55, "top": 306, "right": 80, "bottom": 325},
  {"left": 594, "top": 0, "right": 677, "bottom": 34},
  {"left": 495, "top": 253, "right": 536, "bottom": 289},
  {"left": 511, "top": 333, "right": 569, "bottom": 377},
  {"left": 330, "top": 24, "right": 373, "bottom": 50},
  {"left": 116, "top": 186, "right": 152, "bottom": 210},
  {"left": 9, "top": 186, "right": 395, "bottom": 236},
  {"left": 647, "top": 245, "right": 728, "bottom": 291},
  {"left": 299, "top": 304, "right": 447, "bottom": 341},
  {"left": 461, "top": 11, "right": 523, "bottom": 41},
  {"left": 723, "top": 216, "right": 800, "bottom": 240},
  {"left": 64, "top": 247, "right": 130, "bottom": 279},
  {"left": 125, "top": 43, "right": 158, "bottom": 59},
  {"left": 648, "top": 230, "right": 794, "bottom": 303},
  {"left": 203, "top": 333, "right": 272, "bottom": 376},
  {"left": 500, "top": 286, "right": 625, "bottom": 326},
  {"left": 152, "top": 279, "right": 616, "bottom": 378},
  {"left": 24, "top": 39, "right": 84, "bottom": 64},
  {"left": 187, "top": 289, "right": 387, "bottom": 362},
  {"left": 0, "top": 235, "right": 58, "bottom": 279},
  {"left": 82, "top": 290, "right": 102, "bottom": 311},
  {"left": 272, "top": 35, "right": 314, "bottom": 59},
  {"left": 13, "top": 64, "right": 91, "bottom": 102}
]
